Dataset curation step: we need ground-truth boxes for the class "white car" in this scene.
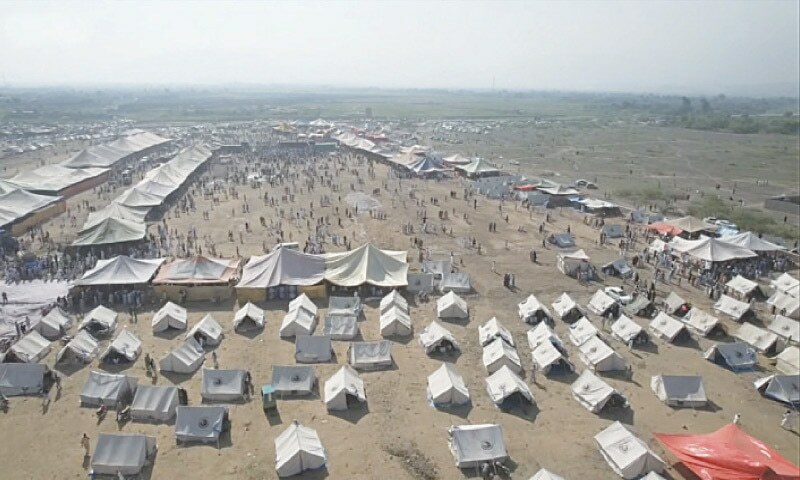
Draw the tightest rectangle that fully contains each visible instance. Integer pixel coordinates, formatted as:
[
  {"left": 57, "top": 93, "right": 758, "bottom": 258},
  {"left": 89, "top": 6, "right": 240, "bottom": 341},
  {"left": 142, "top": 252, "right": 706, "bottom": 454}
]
[{"left": 604, "top": 286, "right": 633, "bottom": 305}]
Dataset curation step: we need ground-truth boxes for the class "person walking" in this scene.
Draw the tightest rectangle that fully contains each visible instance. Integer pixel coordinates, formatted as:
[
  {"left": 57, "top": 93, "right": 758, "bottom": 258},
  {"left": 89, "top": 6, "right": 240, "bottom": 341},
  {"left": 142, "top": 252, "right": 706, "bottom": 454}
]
[{"left": 81, "top": 433, "right": 91, "bottom": 457}]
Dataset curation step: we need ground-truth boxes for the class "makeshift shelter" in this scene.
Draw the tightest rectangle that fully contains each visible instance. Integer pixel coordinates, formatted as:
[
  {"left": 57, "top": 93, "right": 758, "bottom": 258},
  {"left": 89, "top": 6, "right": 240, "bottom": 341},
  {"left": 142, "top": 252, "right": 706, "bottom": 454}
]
[
  {"left": 602, "top": 258, "right": 633, "bottom": 278},
  {"left": 427, "top": 363, "right": 470, "bottom": 407},
  {"left": 348, "top": 340, "right": 393, "bottom": 370},
  {"left": 152, "top": 301, "right": 188, "bottom": 333},
  {"left": 130, "top": 385, "right": 180, "bottom": 422},
  {"left": 527, "top": 322, "right": 566, "bottom": 353},
  {"left": 79, "top": 305, "right": 118, "bottom": 336},
  {"left": 704, "top": 342, "right": 757, "bottom": 371},
  {"left": 556, "top": 250, "right": 591, "bottom": 277},
  {"left": 654, "top": 424, "right": 800, "bottom": 480},
  {"left": 552, "top": 293, "right": 583, "bottom": 322},
  {"left": 448, "top": 424, "right": 508, "bottom": 469},
  {"left": 187, "top": 314, "right": 223, "bottom": 346},
  {"left": 569, "top": 317, "right": 599, "bottom": 346},
  {"left": 280, "top": 299, "right": 318, "bottom": 338},
  {"left": 295, "top": 335, "right": 333, "bottom": 363},
  {"left": 578, "top": 336, "right": 628, "bottom": 372},
  {"left": 77, "top": 256, "right": 165, "bottom": 285},
  {"left": 649, "top": 312, "right": 690, "bottom": 343},
  {"left": 90, "top": 434, "right": 157, "bottom": 477},
  {"left": 55, "top": 330, "right": 99, "bottom": 364},
  {"left": 482, "top": 338, "right": 522, "bottom": 374},
  {"left": 776, "top": 346, "right": 799, "bottom": 375},
  {"left": 588, "top": 289, "right": 619, "bottom": 317},
  {"left": 440, "top": 272, "right": 472, "bottom": 294},
  {"left": 571, "top": 369, "right": 629, "bottom": 414},
  {"left": 380, "top": 290, "right": 408, "bottom": 314},
  {"left": 38, "top": 307, "right": 73, "bottom": 339},
  {"left": 769, "top": 315, "right": 800, "bottom": 345},
  {"left": 530, "top": 469, "right": 567, "bottom": 480},
  {"left": 159, "top": 337, "right": 205, "bottom": 374},
  {"left": 233, "top": 302, "right": 265, "bottom": 331},
  {"left": 651, "top": 375, "right": 707, "bottom": 408},
  {"left": 7, "top": 330, "right": 50, "bottom": 363},
  {"left": 754, "top": 375, "right": 800, "bottom": 406},
  {"left": 328, "top": 296, "right": 362, "bottom": 317},
  {"left": 518, "top": 294, "right": 553, "bottom": 325},
  {"left": 323, "top": 244, "right": 408, "bottom": 287},
  {"left": 734, "top": 322, "right": 780, "bottom": 354},
  {"left": 0, "top": 363, "right": 46, "bottom": 396},
  {"left": 271, "top": 365, "right": 316, "bottom": 396},
  {"left": 380, "top": 306, "right": 412, "bottom": 337},
  {"left": 726, "top": 275, "right": 761, "bottom": 301},
  {"left": 80, "top": 371, "right": 138, "bottom": 407},
  {"left": 682, "top": 308, "right": 721, "bottom": 337},
  {"left": 437, "top": 291, "right": 469, "bottom": 320},
  {"left": 611, "top": 315, "right": 649, "bottom": 347},
  {"left": 478, "top": 317, "right": 515, "bottom": 347},
  {"left": 595, "top": 422, "right": 665, "bottom": 479},
  {"left": 623, "top": 296, "right": 654, "bottom": 318},
  {"left": 275, "top": 421, "right": 327, "bottom": 477},
  {"left": 532, "top": 341, "right": 574, "bottom": 375},
  {"left": 201, "top": 368, "right": 246, "bottom": 402},
  {"left": 485, "top": 366, "right": 534, "bottom": 406},
  {"left": 323, "top": 314, "right": 359, "bottom": 340},
  {"left": 767, "top": 291, "right": 800, "bottom": 319},
  {"left": 549, "top": 233, "right": 576, "bottom": 248},
  {"left": 323, "top": 365, "right": 366, "bottom": 411},
  {"left": 175, "top": 406, "right": 228, "bottom": 446},
  {"left": 419, "top": 321, "right": 460, "bottom": 354},
  {"left": 663, "top": 292, "right": 689, "bottom": 317},
  {"left": 100, "top": 329, "right": 142, "bottom": 364}
]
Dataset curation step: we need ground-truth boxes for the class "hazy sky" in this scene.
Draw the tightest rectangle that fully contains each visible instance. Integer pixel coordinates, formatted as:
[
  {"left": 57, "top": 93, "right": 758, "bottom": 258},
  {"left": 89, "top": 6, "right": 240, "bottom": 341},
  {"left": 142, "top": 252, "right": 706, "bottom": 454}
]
[{"left": 1, "top": 0, "right": 798, "bottom": 96}]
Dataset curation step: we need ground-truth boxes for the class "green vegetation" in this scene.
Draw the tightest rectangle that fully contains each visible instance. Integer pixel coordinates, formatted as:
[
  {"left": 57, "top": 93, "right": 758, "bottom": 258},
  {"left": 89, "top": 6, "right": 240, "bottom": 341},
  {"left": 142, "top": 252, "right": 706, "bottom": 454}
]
[
  {"left": 688, "top": 196, "right": 798, "bottom": 241},
  {"left": 614, "top": 186, "right": 675, "bottom": 204}
]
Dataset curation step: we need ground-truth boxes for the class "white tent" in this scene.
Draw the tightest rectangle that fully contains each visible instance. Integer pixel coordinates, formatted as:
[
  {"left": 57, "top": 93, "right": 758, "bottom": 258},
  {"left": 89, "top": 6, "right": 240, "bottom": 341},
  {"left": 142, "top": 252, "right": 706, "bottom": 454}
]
[
  {"left": 80, "top": 371, "right": 138, "bottom": 407},
  {"left": 380, "top": 306, "right": 412, "bottom": 337},
  {"left": 552, "top": 293, "right": 583, "bottom": 322},
  {"left": 79, "top": 305, "right": 118, "bottom": 335},
  {"left": 681, "top": 308, "right": 720, "bottom": 337},
  {"left": 75, "top": 256, "right": 165, "bottom": 285},
  {"left": 674, "top": 236, "right": 757, "bottom": 262},
  {"left": 772, "top": 273, "right": 800, "bottom": 295},
  {"left": 275, "top": 421, "right": 327, "bottom": 477},
  {"left": 722, "top": 231, "right": 785, "bottom": 252},
  {"left": 8, "top": 330, "right": 51, "bottom": 363},
  {"left": 594, "top": 422, "right": 665, "bottom": 479},
  {"left": 0, "top": 363, "right": 46, "bottom": 396},
  {"left": 754, "top": 375, "right": 800, "bottom": 405},
  {"left": 175, "top": 406, "right": 228, "bottom": 445},
  {"left": 713, "top": 294, "right": 751, "bottom": 321},
  {"left": 427, "top": 363, "right": 470, "bottom": 407},
  {"left": 611, "top": 315, "right": 649, "bottom": 346},
  {"left": 101, "top": 329, "right": 142, "bottom": 364},
  {"left": 571, "top": 369, "right": 628, "bottom": 414},
  {"left": 236, "top": 248, "right": 325, "bottom": 289},
  {"left": 588, "top": 290, "right": 618, "bottom": 317},
  {"left": 159, "top": 337, "right": 205, "bottom": 373},
  {"left": 726, "top": 275, "right": 760, "bottom": 300},
  {"left": 578, "top": 336, "right": 628, "bottom": 372},
  {"left": 651, "top": 375, "right": 707, "bottom": 407},
  {"left": 38, "top": 307, "right": 73, "bottom": 339},
  {"left": 323, "top": 365, "right": 366, "bottom": 411},
  {"left": 532, "top": 340, "right": 574, "bottom": 375},
  {"left": 482, "top": 337, "right": 522, "bottom": 374},
  {"left": 704, "top": 342, "right": 757, "bottom": 371},
  {"left": 289, "top": 293, "right": 318, "bottom": 316},
  {"left": 569, "top": 317, "right": 599, "bottom": 346},
  {"left": 91, "top": 434, "right": 157, "bottom": 476},
  {"left": 437, "top": 291, "right": 469, "bottom": 320},
  {"left": 518, "top": 294, "right": 553, "bottom": 325},
  {"left": 272, "top": 365, "right": 316, "bottom": 396},
  {"left": 280, "top": 305, "right": 318, "bottom": 338},
  {"left": 478, "top": 317, "right": 515, "bottom": 347},
  {"left": 349, "top": 340, "right": 393, "bottom": 370},
  {"left": 448, "top": 424, "right": 508, "bottom": 468},
  {"left": 323, "top": 244, "right": 408, "bottom": 287},
  {"left": 649, "top": 312, "right": 690, "bottom": 343},
  {"left": 769, "top": 315, "right": 800, "bottom": 345},
  {"left": 485, "top": 365, "right": 534, "bottom": 406},
  {"left": 529, "top": 469, "right": 567, "bottom": 480},
  {"left": 130, "top": 385, "right": 179, "bottom": 422},
  {"left": 323, "top": 314, "right": 359, "bottom": 340},
  {"left": 55, "top": 330, "right": 99, "bottom": 364},
  {"left": 419, "top": 321, "right": 460, "bottom": 354},
  {"left": 663, "top": 292, "right": 688, "bottom": 316},
  {"left": 233, "top": 302, "right": 265, "bottom": 331},
  {"left": 776, "top": 346, "right": 799, "bottom": 375},
  {"left": 440, "top": 272, "right": 472, "bottom": 293},
  {"left": 766, "top": 291, "right": 800, "bottom": 319},
  {"left": 152, "top": 301, "right": 188, "bottom": 333},
  {"left": 557, "top": 249, "right": 591, "bottom": 277},
  {"left": 295, "top": 335, "right": 333, "bottom": 363},
  {"left": 734, "top": 322, "right": 780, "bottom": 353},
  {"left": 527, "top": 322, "right": 566, "bottom": 352},
  {"left": 201, "top": 368, "right": 246, "bottom": 402},
  {"left": 328, "top": 296, "right": 362, "bottom": 317},
  {"left": 380, "top": 290, "right": 408, "bottom": 315},
  {"left": 187, "top": 314, "right": 224, "bottom": 346}
]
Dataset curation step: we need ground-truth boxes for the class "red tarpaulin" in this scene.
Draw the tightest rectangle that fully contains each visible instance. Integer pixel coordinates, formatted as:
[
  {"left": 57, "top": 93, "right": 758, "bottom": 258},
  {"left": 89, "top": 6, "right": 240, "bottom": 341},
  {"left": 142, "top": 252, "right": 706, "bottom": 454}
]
[
  {"left": 514, "top": 184, "right": 536, "bottom": 191},
  {"left": 654, "top": 423, "right": 800, "bottom": 480},
  {"left": 647, "top": 222, "right": 683, "bottom": 236}
]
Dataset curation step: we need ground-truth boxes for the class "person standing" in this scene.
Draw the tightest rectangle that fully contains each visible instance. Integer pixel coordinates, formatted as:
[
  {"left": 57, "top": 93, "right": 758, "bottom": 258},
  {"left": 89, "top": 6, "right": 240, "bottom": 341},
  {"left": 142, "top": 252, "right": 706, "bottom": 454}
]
[{"left": 81, "top": 433, "right": 91, "bottom": 457}]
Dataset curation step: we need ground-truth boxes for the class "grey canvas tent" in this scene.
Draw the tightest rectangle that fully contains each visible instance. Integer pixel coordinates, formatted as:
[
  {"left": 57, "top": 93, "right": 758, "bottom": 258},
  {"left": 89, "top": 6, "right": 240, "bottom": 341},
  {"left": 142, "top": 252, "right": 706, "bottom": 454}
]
[
  {"left": 448, "top": 424, "right": 508, "bottom": 469},
  {"left": 0, "top": 363, "right": 46, "bottom": 396},
  {"left": 323, "top": 314, "right": 359, "bottom": 340},
  {"left": 80, "top": 371, "right": 138, "bottom": 407},
  {"left": 439, "top": 272, "right": 472, "bottom": 293},
  {"left": 75, "top": 256, "right": 164, "bottom": 285},
  {"left": 275, "top": 421, "right": 327, "bottom": 477},
  {"left": 323, "top": 365, "right": 366, "bottom": 411},
  {"left": 602, "top": 258, "right": 633, "bottom": 278},
  {"left": 754, "top": 375, "right": 800, "bottom": 405},
  {"left": 175, "top": 406, "right": 228, "bottom": 446},
  {"left": 328, "top": 296, "right": 362, "bottom": 317},
  {"left": 602, "top": 224, "right": 625, "bottom": 238},
  {"left": 571, "top": 369, "right": 628, "bottom": 414},
  {"left": 91, "top": 434, "right": 157, "bottom": 476},
  {"left": 7, "top": 330, "right": 51, "bottom": 363},
  {"left": 38, "top": 307, "right": 73, "bottom": 339},
  {"left": 130, "top": 385, "right": 179, "bottom": 422},
  {"left": 272, "top": 365, "right": 316, "bottom": 396},
  {"left": 159, "top": 337, "right": 205, "bottom": 374},
  {"left": 651, "top": 375, "right": 708, "bottom": 407},
  {"left": 201, "top": 368, "right": 246, "bottom": 402},
  {"left": 549, "top": 233, "right": 576, "bottom": 248},
  {"left": 423, "top": 260, "right": 452, "bottom": 279},
  {"left": 348, "top": 340, "right": 393, "bottom": 370},
  {"left": 704, "top": 342, "right": 757, "bottom": 371},
  {"left": 295, "top": 335, "right": 333, "bottom": 363}
]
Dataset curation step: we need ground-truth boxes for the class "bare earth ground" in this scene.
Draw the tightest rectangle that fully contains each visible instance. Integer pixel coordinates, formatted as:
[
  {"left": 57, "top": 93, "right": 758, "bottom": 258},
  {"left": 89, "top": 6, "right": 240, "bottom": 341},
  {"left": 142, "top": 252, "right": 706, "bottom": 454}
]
[{"left": 2, "top": 151, "right": 799, "bottom": 480}]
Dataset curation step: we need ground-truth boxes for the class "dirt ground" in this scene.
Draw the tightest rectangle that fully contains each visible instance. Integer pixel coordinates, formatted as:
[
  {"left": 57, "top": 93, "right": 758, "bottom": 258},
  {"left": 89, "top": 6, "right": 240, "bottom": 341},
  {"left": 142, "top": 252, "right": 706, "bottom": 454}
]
[{"left": 2, "top": 149, "right": 799, "bottom": 480}]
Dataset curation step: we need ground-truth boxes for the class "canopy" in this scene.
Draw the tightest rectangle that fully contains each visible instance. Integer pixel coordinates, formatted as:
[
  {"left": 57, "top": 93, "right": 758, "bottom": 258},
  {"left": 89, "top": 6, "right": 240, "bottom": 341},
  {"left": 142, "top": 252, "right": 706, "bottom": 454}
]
[
  {"left": 72, "top": 217, "right": 147, "bottom": 246},
  {"left": 85, "top": 202, "right": 149, "bottom": 229},
  {"left": 91, "top": 434, "right": 156, "bottom": 476},
  {"left": 237, "top": 248, "right": 325, "bottom": 288},
  {"left": 448, "top": 424, "right": 508, "bottom": 468},
  {"left": 0, "top": 188, "right": 62, "bottom": 228},
  {"left": 655, "top": 423, "right": 800, "bottom": 480},
  {"left": 427, "top": 363, "right": 470, "bottom": 407},
  {"left": 324, "top": 365, "right": 366, "bottom": 411},
  {"left": 323, "top": 244, "right": 408, "bottom": 287},
  {"left": 454, "top": 158, "right": 500, "bottom": 176},
  {"left": 130, "top": 385, "right": 179, "bottom": 422},
  {"left": 275, "top": 421, "right": 327, "bottom": 477},
  {"left": 8, "top": 164, "right": 109, "bottom": 194},
  {"left": 666, "top": 216, "right": 716, "bottom": 234},
  {"left": 674, "top": 236, "right": 757, "bottom": 262},
  {"left": 76, "top": 256, "right": 164, "bottom": 285},
  {"left": 116, "top": 187, "right": 163, "bottom": 208},
  {"left": 153, "top": 256, "right": 240, "bottom": 285},
  {"left": 721, "top": 231, "right": 785, "bottom": 252}
]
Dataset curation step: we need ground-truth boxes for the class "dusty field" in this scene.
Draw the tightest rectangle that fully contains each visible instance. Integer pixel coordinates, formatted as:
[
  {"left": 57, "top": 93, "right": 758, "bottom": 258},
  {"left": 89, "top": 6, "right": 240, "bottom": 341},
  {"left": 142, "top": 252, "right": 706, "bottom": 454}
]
[{"left": 2, "top": 150, "right": 799, "bottom": 480}]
